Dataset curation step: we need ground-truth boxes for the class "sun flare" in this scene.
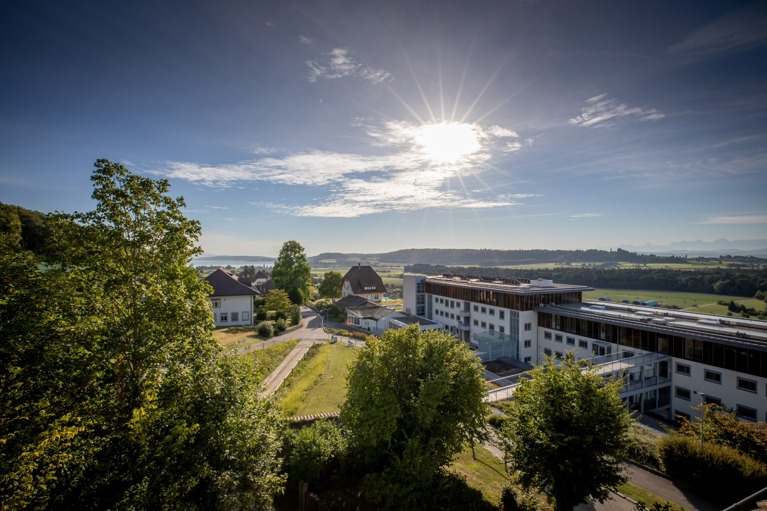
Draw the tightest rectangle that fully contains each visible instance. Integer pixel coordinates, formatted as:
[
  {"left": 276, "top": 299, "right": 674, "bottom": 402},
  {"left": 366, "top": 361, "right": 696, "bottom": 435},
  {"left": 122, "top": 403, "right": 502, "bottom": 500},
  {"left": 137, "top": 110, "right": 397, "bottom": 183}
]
[{"left": 413, "top": 122, "right": 482, "bottom": 163}]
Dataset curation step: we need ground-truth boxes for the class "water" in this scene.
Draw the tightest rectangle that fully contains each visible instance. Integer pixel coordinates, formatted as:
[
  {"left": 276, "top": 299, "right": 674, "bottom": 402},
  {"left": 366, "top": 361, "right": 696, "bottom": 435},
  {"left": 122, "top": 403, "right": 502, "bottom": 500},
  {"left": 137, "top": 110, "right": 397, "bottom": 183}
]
[{"left": 192, "top": 258, "right": 274, "bottom": 268}]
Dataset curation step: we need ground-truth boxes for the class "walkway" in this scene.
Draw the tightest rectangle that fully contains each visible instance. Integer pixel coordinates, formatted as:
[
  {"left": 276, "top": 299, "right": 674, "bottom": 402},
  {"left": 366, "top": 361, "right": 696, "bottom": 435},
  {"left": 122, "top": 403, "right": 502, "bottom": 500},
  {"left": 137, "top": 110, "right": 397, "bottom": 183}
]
[{"left": 260, "top": 339, "right": 314, "bottom": 396}]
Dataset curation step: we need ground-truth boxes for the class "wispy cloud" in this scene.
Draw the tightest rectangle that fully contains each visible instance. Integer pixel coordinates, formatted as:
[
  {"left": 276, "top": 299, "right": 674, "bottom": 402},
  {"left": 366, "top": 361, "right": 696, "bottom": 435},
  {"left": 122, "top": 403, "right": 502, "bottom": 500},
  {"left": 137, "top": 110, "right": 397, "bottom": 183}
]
[
  {"left": 702, "top": 214, "right": 767, "bottom": 225},
  {"left": 569, "top": 93, "right": 664, "bottom": 128},
  {"left": 569, "top": 213, "right": 602, "bottom": 219},
  {"left": 668, "top": 4, "right": 767, "bottom": 60},
  {"left": 298, "top": 35, "right": 313, "bottom": 45},
  {"left": 153, "top": 119, "right": 529, "bottom": 218},
  {"left": 306, "top": 48, "right": 391, "bottom": 84}
]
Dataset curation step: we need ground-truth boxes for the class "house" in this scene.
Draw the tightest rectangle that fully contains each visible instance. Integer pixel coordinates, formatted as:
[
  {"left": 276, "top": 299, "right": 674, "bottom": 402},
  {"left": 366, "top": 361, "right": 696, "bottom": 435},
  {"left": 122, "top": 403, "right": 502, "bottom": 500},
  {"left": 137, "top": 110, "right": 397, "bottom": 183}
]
[
  {"left": 344, "top": 298, "right": 443, "bottom": 335},
  {"left": 205, "top": 268, "right": 259, "bottom": 327},
  {"left": 342, "top": 264, "right": 387, "bottom": 302}
]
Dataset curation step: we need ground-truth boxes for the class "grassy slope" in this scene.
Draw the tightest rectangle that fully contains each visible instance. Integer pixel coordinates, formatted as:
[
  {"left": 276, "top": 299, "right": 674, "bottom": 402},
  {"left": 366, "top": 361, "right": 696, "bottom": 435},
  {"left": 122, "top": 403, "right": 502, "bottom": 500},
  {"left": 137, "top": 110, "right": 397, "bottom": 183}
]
[
  {"left": 276, "top": 342, "right": 358, "bottom": 416},
  {"left": 583, "top": 288, "right": 766, "bottom": 316}
]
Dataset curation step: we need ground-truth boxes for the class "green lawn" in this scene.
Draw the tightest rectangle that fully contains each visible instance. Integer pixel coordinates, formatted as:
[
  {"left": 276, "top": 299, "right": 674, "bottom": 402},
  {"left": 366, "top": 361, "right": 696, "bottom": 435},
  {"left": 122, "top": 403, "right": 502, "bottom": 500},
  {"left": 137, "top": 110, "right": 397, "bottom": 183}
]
[
  {"left": 618, "top": 482, "right": 686, "bottom": 510},
  {"left": 583, "top": 288, "right": 765, "bottom": 316},
  {"left": 276, "top": 342, "right": 358, "bottom": 416},
  {"left": 447, "top": 445, "right": 511, "bottom": 507}
]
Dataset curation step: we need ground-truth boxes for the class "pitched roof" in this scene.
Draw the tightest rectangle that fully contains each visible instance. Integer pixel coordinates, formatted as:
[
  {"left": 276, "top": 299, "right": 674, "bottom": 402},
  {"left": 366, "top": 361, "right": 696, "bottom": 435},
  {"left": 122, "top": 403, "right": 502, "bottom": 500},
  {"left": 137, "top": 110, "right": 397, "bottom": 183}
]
[
  {"left": 205, "top": 268, "right": 259, "bottom": 297},
  {"left": 390, "top": 314, "right": 439, "bottom": 327},
  {"left": 346, "top": 304, "right": 397, "bottom": 320},
  {"left": 342, "top": 264, "right": 386, "bottom": 294},
  {"left": 334, "top": 295, "right": 373, "bottom": 311}
]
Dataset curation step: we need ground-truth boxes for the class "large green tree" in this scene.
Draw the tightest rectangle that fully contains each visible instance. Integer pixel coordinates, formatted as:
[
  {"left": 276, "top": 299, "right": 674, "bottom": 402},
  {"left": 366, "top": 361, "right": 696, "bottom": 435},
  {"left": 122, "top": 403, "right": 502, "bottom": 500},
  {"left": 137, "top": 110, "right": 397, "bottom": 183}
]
[
  {"left": 340, "top": 325, "right": 488, "bottom": 509},
  {"left": 271, "top": 240, "right": 311, "bottom": 304},
  {"left": 318, "top": 270, "right": 343, "bottom": 299},
  {"left": 0, "top": 160, "right": 284, "bottom": 510},
  {"left": 500, "top": 355, "right": 632, "bottom": 511}
]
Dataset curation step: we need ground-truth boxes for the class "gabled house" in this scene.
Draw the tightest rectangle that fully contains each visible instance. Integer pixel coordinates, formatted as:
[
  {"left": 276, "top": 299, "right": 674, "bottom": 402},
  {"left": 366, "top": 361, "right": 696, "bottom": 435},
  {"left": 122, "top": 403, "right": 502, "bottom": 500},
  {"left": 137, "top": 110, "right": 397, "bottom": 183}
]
[
  {"left": 342, "top": 264, "right": 387, "bottom": 302},
  {"left": 205, "top": 268, "right": 259, "bottom": 327},
  {"left": 345, "top": 302, "right": 444, "bottom": 335}
]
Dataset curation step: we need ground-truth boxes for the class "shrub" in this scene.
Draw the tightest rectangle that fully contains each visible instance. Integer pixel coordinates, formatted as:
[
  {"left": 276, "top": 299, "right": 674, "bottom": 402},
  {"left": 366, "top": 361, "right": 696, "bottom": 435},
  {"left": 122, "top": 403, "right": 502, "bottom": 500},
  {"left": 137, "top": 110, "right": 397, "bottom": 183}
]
[
  {"left": 659, "top": 434, "right": 767, "bottom": 504},
  {"left": 255, "top": 310, "right": 267, "bottom": 321},
  {"left": 258, "top": 321, "right": 274, "bottom": 338},
  {"left": 625, "top": 424, "right": 663, "bottom": 470},
  {"left": 274, "top": 310, "right": 287, "bottom": 321},
  {"left": 290, "top": 304, "right": 301, "bottom": 326},
  {"left": 275, "top": 318, "right": 287, "bottom": 332},
  {"left": 283, "top": 420, "right": 347, "bottom": 489},
  {"left": 488, "top": 414, "right": 507, "bottom": 430}
]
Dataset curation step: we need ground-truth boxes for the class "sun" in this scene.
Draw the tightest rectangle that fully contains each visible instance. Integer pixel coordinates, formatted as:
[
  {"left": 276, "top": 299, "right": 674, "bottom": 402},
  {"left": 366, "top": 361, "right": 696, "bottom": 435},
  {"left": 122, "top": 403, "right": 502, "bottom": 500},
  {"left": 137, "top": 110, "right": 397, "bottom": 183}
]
[{"left": 413, "top": 121, "right": 482, "bottom": 163}]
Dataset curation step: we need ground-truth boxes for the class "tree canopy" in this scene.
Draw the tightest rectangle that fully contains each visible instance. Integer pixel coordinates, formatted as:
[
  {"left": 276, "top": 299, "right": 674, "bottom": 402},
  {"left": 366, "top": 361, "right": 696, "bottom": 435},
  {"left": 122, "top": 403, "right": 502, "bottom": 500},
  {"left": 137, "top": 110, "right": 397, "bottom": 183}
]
[
  {"left": 340, "top": 326, "right": 488, "bottom": 508},
  {"left": 500, "top": 355, "right": 633, "bottom": 511},
  {"left": 0, "top": 160, "right": 284, "bottom": 510},
  {"left": 271, "top": 240, "right": 312, "bottom": 304},
  {"left": 318, "top": 270, "right": 343, "bottom": 299},
  {"left": 264, "top": 288, "right": 293, "bottom": 316}
]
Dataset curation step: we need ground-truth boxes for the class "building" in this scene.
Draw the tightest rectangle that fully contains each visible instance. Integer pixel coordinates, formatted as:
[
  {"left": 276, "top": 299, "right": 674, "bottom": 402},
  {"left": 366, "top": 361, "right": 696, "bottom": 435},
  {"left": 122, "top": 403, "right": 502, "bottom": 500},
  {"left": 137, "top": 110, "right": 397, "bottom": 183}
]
[
  {"left": 341, "top": 264, "right": 387, "bottom": 302},
  {"left": 205, "top": 268, "right": 259, "bottom": 327},
  {"left": 403, "top": 273, "right": 767, "bottom": 422},
  {"left": 345, "top": 300, "right": 441, "bottom": 335}
]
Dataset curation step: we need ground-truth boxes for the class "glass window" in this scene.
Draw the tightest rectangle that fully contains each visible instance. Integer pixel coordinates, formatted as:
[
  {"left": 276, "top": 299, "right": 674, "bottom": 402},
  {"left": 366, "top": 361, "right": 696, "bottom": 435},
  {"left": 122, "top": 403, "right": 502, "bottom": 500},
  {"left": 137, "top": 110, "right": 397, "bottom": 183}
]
[
  {"left": 524, "top": 340, "right": 532, "bottom": 348},
  {"left": 499, "top": 310, "right": 505, "bottom": 320},
  {"left": 675, "top": 363, "right": 691, "bottom": 376},
  {"left": 566, "top": 337, "right": 575, "bottom": 346},
  {"left": 555, "top": 351, "right": 564, "bottom": 359},
  {"left": 473, "top": 305, "right": 478, "bottom": 312},
  {"left": 489, "top": 324, "right": 495, "bottom": 331},
  {"left": 523, "top": 356, "right": 532, "bottom": 364},
  {"left": 231, "top": 312, "right": 239, "bottom": 321},
  {"left": 524, "top": 323, "right": 532, "bottom": 331},
  {"left": 737, "top": 378, "right": 757, "bottom": 393},
  {"left": 544, "top": 348, "right": 552, "bottom": 356},
  {"left": 481, "top": 322, "right": 486, "bottom": 328},
  {"left": 578, "top": 340, "right": 588, "bottom": 349},
  {"left": 704, "top": 370, "right": 721, "bottom": 384},
  {"left": 220, "top": 312, "right": 229, "bottom": 322},
  {"left": 473, "top": 319, "right": 478, "bottom": 326},
  {"left": 736, "top": 404, "right": 757, "bottom": 421},
  {"left": 499, "top": 326, "right": 505, "bottom": 333},
  {"left": 211, "top": 298, "right": 221, "bottom": 308},
  {"left": 481, "top": 307, "right": 487, "bottom": 314},
  {"left": 675, "top": 387, "right": 691, "bottom": 401},
  {"left": 489, "top": 308, "right": 495, "bottom": 316},
  {"left": 555, "top": 334, "right": 563, "bottom": 343},
  {"left": 544, "top": 331, "right": 552, "bottom": 340}
]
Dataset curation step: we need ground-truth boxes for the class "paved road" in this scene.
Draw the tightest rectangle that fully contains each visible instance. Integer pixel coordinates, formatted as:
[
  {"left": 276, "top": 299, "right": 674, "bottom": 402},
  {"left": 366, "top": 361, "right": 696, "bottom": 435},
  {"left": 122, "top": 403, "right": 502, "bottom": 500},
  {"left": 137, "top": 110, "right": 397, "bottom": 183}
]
[{"left": 260, "top": 339, "right": 314, "bottom": 396}]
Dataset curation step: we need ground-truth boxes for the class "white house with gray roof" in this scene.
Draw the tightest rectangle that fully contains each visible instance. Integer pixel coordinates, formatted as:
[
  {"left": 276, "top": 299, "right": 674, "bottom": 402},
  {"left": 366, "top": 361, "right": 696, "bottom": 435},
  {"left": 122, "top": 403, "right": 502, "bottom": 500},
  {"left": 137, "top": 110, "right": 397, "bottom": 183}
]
[{"left": 205, "top": 268, "right": 258, "bottom": 327}]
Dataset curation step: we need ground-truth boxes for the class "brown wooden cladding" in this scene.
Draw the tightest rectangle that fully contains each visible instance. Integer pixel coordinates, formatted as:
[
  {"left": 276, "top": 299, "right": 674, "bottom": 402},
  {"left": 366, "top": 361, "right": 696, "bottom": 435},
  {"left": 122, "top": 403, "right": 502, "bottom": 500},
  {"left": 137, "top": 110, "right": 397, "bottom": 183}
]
[{"left": 424, "top": 282, "right": 583, "bottom": 311}]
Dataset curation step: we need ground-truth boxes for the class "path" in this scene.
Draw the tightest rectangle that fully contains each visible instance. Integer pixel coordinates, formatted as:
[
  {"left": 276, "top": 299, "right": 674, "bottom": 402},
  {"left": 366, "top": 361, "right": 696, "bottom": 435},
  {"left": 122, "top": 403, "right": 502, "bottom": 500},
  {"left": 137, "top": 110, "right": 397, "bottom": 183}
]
[{"left": 260, "top": 339, "right": 314, "bottom": 396}]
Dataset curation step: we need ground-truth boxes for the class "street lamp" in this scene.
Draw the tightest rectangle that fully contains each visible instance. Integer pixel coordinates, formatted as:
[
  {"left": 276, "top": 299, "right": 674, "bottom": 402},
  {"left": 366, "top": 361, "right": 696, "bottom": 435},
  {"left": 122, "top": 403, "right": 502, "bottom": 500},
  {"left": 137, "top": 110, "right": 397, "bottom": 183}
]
[{"left": 693, "top": 391, "right": 706, "bottom": 450}]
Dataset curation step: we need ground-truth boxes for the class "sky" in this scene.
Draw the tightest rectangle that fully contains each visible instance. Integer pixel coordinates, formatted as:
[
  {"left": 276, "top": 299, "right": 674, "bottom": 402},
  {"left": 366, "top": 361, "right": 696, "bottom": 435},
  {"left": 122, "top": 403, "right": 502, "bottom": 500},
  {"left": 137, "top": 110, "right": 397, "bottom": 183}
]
[{"left": 2, "top": 0, "right": 766, "bottom": 257}]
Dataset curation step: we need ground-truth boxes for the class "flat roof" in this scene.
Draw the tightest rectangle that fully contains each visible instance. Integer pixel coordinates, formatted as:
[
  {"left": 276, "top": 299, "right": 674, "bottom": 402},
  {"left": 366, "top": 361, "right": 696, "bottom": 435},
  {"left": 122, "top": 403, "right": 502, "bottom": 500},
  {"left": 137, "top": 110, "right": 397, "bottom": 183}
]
[
  {"left": 539, "top": 301, "right": 767, "bottom": 351},
  {"left": 424, "top": 275, "right": 592, "bottom": 295}
]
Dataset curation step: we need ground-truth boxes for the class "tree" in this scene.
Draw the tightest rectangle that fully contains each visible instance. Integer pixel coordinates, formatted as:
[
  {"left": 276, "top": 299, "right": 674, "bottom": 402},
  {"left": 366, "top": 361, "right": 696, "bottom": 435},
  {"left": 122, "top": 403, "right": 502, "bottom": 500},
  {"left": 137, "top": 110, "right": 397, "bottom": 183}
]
[
  {"left": 340, "top": 326, "right": 488, "bottom": 507},
  {"left": 500, "top": 355, "right": 633, "bottom": 511},
  {"left": 240, "top": 264, "right": 257, "bottom": 278},
  {"left": 318, "top": 270, "right": 343, "bottom": 299},
  {"left": 264, "top": 288, "right": 293, "bottom": 316},
  {"left": 0, "top": 160, "right": 284, "bottom": 510},
  {"left": 271, "top": 240, "right": 311, "bottom": 304}
]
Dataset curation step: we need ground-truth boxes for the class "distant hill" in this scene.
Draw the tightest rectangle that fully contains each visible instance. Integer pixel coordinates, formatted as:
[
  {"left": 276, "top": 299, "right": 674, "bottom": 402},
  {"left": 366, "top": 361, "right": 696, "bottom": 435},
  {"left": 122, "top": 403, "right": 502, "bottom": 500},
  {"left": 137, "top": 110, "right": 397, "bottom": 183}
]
[
  {"left": 194, "top": 255, "right": 274, "bottom": 263},
  {"left": 307, "top": 248, "right": 689, "bottom": 267},
  {"left": 622, "top": 239, "right": 767, "bottom": 257}
]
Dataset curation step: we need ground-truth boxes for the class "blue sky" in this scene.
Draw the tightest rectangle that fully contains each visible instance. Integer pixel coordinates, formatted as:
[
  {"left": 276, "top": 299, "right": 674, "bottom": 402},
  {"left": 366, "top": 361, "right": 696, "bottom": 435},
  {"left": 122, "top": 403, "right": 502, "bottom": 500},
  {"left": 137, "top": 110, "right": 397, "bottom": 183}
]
[{"left": 2, "top": 0, "right": 766, "bottom": 257}]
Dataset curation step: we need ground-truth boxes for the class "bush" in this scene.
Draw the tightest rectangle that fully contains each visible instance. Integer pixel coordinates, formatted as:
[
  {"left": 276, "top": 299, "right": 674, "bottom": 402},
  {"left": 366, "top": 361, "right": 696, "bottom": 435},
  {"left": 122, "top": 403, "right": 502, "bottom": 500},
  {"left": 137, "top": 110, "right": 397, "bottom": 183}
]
[
  {"left": 290, "top": 304, "right": 301, "bottom": 326},
  {"left": 274, "top": 311, "right": 287, "bottom": 321},
  {"left": 258, "top": 322, "right": 274, "bottom": 338},
  {"left": 488, "top": 414, "right": 507, "bottom": 430},
  {"left": 255, "top": 310, "right": 267, "bottom": 321},
  {"left": 283, "top": 420, "right": 347, "bottom": 489},
  {"left": 500, "top": 486, "right": 539, "bottom": 511},
  {"left": 275, "top": 318, "right": 287, "bottom": 332},
  {"left": 659, "top": 434, "right": 767, "bottom": 504},
  {"left": 625, "top": 424, "right": 663, "bottom": 470}
]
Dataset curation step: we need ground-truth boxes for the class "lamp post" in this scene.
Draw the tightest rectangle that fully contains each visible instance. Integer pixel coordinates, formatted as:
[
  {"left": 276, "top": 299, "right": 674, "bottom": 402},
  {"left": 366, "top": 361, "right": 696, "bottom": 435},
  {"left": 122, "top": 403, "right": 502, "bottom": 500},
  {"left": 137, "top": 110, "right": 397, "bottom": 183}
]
[{"left": 694, "top": 391, "right": 706, "bottom": 450}]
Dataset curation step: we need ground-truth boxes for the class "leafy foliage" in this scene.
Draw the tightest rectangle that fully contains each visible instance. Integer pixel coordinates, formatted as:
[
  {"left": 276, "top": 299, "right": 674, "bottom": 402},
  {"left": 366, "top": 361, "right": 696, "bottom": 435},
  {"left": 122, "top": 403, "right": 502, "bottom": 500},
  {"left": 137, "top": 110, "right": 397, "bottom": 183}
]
[
  {"left": 659, "top": 434, "right": 767, "bottom": 505},
  {"left": 271, "top": 240, "right": 312, "bottom": 304},
  {"left": 258, "top": 321, "right": 275, "bottom": 338},
  {"left": 340, "top": 326, "right": 489, "bottom": 506},
  {"left": 283, "top": 421, "right": 347, "bottom": 489},
  {"left": 0, "top": 160, "right": 284, "bottom": 510},
  {"left": 318, "top": 271, "right": 343, "bottom": 299},
  {"left": 500, "top": 355, "right": 633, "bottom": 511},
  {"left": 264, "top": 288, "right": 293, "bottom": 316}
]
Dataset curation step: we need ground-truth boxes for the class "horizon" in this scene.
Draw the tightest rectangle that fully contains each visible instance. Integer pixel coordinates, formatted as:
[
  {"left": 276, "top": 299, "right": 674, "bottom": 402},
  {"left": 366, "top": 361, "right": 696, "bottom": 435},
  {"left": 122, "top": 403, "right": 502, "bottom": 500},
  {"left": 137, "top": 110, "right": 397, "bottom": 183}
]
[{"left": 2, "top": 0, "right": 766, "bottom": 256}]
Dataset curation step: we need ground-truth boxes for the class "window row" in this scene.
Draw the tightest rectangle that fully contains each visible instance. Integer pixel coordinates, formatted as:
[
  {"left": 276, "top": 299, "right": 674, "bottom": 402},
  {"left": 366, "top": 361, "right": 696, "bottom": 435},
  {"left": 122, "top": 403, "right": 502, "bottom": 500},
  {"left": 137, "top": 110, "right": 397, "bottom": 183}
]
[{"left": 674, "top": 364, "right": 759, "bottom": 394}]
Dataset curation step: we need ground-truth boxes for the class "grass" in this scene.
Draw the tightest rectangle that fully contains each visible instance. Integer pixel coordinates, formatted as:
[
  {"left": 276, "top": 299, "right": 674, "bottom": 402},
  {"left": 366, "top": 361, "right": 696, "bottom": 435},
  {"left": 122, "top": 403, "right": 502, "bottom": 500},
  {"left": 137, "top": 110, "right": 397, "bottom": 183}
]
[
  {"left": 618, "top": 482, "right": 686, "bottom": 510},
  {"left": 248, "top": 339, "right": 297, "bottom": 380},
  {"left": 275, "top": 342, "right": 358, "bottom": 416},
  {"left": 583, "top": 288, "right": 766, "bottom": 316},
  {"left": 447, "top": 445, "right": 511, "bottom": 506}
]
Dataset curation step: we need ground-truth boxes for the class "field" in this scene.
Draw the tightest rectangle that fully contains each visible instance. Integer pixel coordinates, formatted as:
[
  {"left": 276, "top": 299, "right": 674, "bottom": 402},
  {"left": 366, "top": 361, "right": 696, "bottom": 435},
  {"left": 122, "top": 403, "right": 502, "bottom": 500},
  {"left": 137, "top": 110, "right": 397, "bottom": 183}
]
[
  {"left": 583, "top": 288, "right": 766, "bottom": 316},
  {"left": 275, "top": 342, "right": 358, "bottom": 416},
  {"left": 447, "top": 446, "right": 515, "bottom": 507}
]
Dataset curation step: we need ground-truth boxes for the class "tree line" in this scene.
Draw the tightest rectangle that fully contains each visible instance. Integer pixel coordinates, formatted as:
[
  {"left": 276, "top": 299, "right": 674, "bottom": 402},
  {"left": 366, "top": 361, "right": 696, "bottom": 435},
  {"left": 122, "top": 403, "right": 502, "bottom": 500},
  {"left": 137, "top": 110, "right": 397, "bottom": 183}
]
[{"left": 406, "top": 264, "right": 767, "bottom": 298}]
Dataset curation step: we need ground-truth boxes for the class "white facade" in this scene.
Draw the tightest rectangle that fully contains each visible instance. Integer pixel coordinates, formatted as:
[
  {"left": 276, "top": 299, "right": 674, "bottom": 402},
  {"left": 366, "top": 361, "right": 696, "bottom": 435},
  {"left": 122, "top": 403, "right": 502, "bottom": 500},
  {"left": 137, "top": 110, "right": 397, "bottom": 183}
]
[
  {"left": 341, "top": 280, "right": 382, "bottom": 302},
  {"left": 211, "top": 295, "right": 254, "bottom": 327}
]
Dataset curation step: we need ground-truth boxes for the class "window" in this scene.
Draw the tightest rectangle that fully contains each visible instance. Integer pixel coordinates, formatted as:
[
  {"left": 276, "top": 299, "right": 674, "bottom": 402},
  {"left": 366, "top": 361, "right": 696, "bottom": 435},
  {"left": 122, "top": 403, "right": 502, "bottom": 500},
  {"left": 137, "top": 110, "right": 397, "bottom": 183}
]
[
  {"left": 499, "top": 310, "right": 505, "bottom": 320},
  {"left": 578, "top": 340, "right": 588, "bottom": 349},
  {"left": 220, "top": 312, "right": 229, "bottom": 322},
  {"left": 450, "top": 300, "right": 455, "bottom": 308},
  {"left": 242, "top": 311, "right": 250, "bottom": 323},
  {"left": 544, "top": 348, "right": 552, "bottom": 356},
  {"left": 544, "top": 332, "right": 552, "bottom": 340},
  {"left": 450, "top": 313, "right": 454, "bottom": 319},
  {"left": 524, "top": 340, "right": 532, "bottom": 348},
  {"left": 499, "top": 326, "right": 505, "bottom": 334},
  {"left": 704, "top": 370, "right": 722, "bottom": 384},
  {"left": 676, "top": 412, "right": 691, "bottom": 422},
  {"left": 211, "top": 298, "right": 221, "bottom": 308},
  {"left": 737, "top": 378, "right": 757, "bottom": 393},
  {"left": 622, "top": 351, "right": 635, "bottom": 359},
  {"left": 555, "top": 334, "right": 563, "bottom": 343},
  {"left": 489, "top": 324, "right": 495, "bottom": 331},
  {"left": 231, "top": 312, "right": 239, "bottom": 322},
  {"left": 524, "top": 322, "right": 532, "bottom": 331},
  {"left": 489, "top": 308, "right": 495, "bottom": 316},
  {"left": 675, "top": 387, "right": 691, "bottom": 401},
  {"left": 703, "top": 395, "right": 721, "bottom": 406},
  {"left": 523, "top": 356, "right": 532, "bottom": 364},
  {"left": 473, "top": 319, "right": 479, "bottom": 326},
  {"left": 481, "top": 307, "right": 487, "bottom": 314},
  {"left": 675, "top": 363, "right": 691, "bottom": 376},
  {"left": 473, "top": 305, "right": 479, "bottom": 312},
  {"left": 555, "top": 351, "right": 564, "bottom": 359},
  {"left": 481, "top": 322, "right": 487, "bottom": 328},
  {"left": 736, "top": 404, "right": 757, "bottom": 422},
  {"left": 566, "top": 336, "right": 575, "bottom": 346}
]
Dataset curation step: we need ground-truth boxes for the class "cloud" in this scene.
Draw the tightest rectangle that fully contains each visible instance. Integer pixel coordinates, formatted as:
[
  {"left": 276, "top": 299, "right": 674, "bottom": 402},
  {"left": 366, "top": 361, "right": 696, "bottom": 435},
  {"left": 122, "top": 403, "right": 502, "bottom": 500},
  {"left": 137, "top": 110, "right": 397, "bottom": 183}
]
[
  {"left": 569, "top": 213, "right": 602, "bottom": 219},
  {"left": 668, "top": 4, "right": 767, "bottom": 60},
  {"left": 298, "top": 35, "right": 313, "bottom": 45},
  {"left": 569, "top": 94, "right": 664, "bottom": 128},
  {"left": 153, "top": 119, "right": 529, "bottom": 218},
  {"left": 306, "top": 48, "right": 391, "bottom": 84},
  {"left": 702, "top": 214, "right": 767, "bottom": 225}
]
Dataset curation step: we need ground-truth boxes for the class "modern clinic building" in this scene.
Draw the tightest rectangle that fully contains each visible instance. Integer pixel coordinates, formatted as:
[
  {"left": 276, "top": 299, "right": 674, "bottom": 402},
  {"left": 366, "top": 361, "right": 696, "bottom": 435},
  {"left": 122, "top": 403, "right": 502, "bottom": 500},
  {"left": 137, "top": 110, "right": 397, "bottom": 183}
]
[{"left": 403, "top": 273, "right": 767, "bottom": 422}]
